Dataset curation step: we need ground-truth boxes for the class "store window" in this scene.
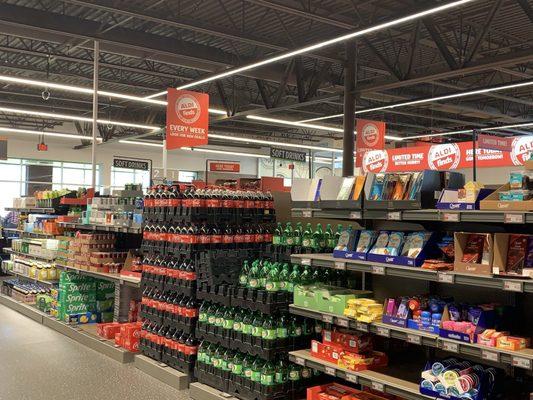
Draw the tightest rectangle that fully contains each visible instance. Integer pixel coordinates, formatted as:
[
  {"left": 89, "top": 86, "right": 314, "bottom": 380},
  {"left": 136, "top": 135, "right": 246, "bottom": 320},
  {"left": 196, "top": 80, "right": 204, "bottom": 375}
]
[
  {"left": 178, "top": 171, "right": 197, "bottom": 183},
  {"left": 110, "top": 166, "right": 151, "bottom": 190},
  {"left": 0, "top": 158, "right": 100, "bottom": 216}
]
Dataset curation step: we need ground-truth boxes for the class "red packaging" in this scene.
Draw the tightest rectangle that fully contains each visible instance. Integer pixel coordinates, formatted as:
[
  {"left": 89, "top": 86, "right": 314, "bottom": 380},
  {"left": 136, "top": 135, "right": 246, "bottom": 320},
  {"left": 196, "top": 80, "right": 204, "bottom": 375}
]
[
  {"left": 97, "top": 322, "right": 122, "bottom": 339},
  {"left": 461, "top": 234, "right": 485, "bottom": 263},
  {"left": 310, "top": 340, "right": 343, "bottom": 364},
  {"left": 322, "top": 329, "right": 373, "bottom": 354}
]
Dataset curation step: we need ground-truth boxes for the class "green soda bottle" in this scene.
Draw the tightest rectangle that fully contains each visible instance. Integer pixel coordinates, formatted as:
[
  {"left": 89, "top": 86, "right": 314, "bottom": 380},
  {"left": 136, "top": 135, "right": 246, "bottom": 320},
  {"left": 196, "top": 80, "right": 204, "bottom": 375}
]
[
  {"left": 242, "top": 310, "right": 254, "bottom": 335},
  {"left": 284, "top": 222, "right": 294, "bottom": 247},
  {"left": 311, "top": 267, "right": 322, "bottom": 284},
  {"left": 214, "top": 306, "right": 225, "bottom": 327},
  {"left": 335, "top": 224, "right": 343, "bottom": 248},
  {"left": 222, "top": 307, "right": 234, "bottom": 330},
  {"left": 300, "top": 265, "right": 312, "bottom": 285},
  {"left": 278, "top": 263, "right": 291, "bottom": 291},
  {"left": 251, "top": 359, "right": 264, "bottom": 383},
  {"left": 220, "top": 348, "right": 234, "bottom": 371},
  {"left": 325, "top": 223, "right": 335, "bottom": 251},
  {"left": 265, "top": 263, "right": 280, "bottom": 292},
  {"left": 198, "top": 301, "right": 209, "bottom": 323},
  {"left": 251, "top": 312, "right": 264, "bottom": 338},
  {"left": 212, "top": 345, "right": 223, "bottom": 368},
  {"left": 302, "top": 318, "right": 312, "bottom": 336},
  {"left": 239, "top": 260, "right": 250, "bottom": 286},
  {"left": 233, "top": 309, "right": 244, "bottom": 333},
  {"left": 276, "top": 313, "right": 289, "bottom": 339},
  {"left": 288, "top": 363, "right": 301, "bottom": 381},
  {"left": 247, "top": 260, "right": 260, "bottom": 289},
  {"left": 231, "top": 352, "right": 245, "bottom": 376},
  {"left": 293, "top": 222, "right": 303, "bottom": 247},
  {"left": 288, "top": 316, "right": 302, "bottom": 337},
  {"left": 287, "top": 264, "right": 301, "bottom": 292},
  {"left": 203, "top": 342, "right": 213, "bottom": 365},
  {"left": 261, "top": 315, "right": 277, "bottom": 340},
  {"left": 197, "top": 340, "right": 206, "bottom": 363},
  {"left": 243, "top": 354, "right": 254, "bottom": 380},
  {"left": 207, "top": 304, "right": 218, "bottom": 325},
  {"left": 314, "top": 223, "right": 325, "bottom": 250},
  {"left": 260, "top": 361, "right": 276, "bottom": 386},
  {"left": 275, "top": 358, "right": 289, "bottom": 384},
  {"left": 258, "top": 260, "right": 270, "bottom": 289},
  {"left": 301, "top": 223, "right": 314, "bottom": 249},
  {"left": 273, "top": 222, "right": 283, "bottom": 245}
]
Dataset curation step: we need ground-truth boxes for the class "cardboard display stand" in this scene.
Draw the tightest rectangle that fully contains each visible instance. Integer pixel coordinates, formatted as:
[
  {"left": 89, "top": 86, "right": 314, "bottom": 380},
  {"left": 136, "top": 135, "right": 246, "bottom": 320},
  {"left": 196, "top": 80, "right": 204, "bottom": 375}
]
[
  {"left": 480, "top": 183, "right": 533, "bottom": 211},
  {"left": 453, "top": 232, "right": 493, "bottom": 275},
  {"left": 436, "top": 188, "right": 493, "bottom": 211}
]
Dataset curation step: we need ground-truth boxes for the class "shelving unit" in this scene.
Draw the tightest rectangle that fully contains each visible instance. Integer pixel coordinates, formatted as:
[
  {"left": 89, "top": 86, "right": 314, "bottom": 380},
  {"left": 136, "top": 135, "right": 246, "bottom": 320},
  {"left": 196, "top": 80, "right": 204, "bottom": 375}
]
[
  {"left": 6, "top": 270, "right": 58, "bottom": 286},
  {"left": 0, "top": 293, "right": 135, "bottom": 363},
  {"left": 54, "top": 262, "right": 141, "bottom": 288},
  {"left": 3, "top": 248, "right": 57, "bottom": 263},
  {"left": 292, "top": 208, "right": 533, "bottom": 224},
  {"left": 58, "top": 222, "right": 141, "bottom": 234},
  {"left": 288, "top": 349, "right": 430, "bottom": 400},
  {"left": 289, "top": 305, "right": 533, "bottom": 370},
  {"left": 290, "top": 253, "right": 533, "bottom": 293},
  {"left": 5, "top": 207, "right": 56, "bottom": 214},
  {"left": 2, "top": 228, "right": 56, "bottom": 239}
]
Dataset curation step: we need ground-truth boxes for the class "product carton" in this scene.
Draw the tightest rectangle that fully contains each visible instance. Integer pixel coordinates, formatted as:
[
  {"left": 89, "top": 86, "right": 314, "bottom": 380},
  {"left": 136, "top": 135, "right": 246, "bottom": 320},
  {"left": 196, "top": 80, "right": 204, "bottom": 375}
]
[
  {"left": 293, "top": 285, "right": 320, "bottom": 310},
  {"left": 480, "top": 183, "right": 533, "bottom": 211},
  {"left": 322, "top": 329, "right": 373, "bottom": 353},
  {"left": 316, "top": 288, "right": 373, "bottom": 315},
  {"left": 492, "top": 233, "right": 532, "bottom": 277},
  {"left": 453, "top": 232, "right": 493, "bottom": 275}
]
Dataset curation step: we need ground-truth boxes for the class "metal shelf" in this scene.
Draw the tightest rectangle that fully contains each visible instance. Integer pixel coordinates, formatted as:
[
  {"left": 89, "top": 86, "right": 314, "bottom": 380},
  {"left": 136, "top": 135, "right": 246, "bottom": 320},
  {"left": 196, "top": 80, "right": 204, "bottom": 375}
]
[
  {"left": 58, "top": 222, "right": 141, "bottom": 234},
  {"left": 134, "top": 355, "right": 190, "bottom": 390},
  {"left": 5, "top": 207, "right": 55, "bottom": 214},
  {"left": 2, "top": 228, "right": 56, "bottom": 238},
  {"left": 289, "top": 349, "right": 430, "bottom": 400},
  {"left": 291, "top": 253, "right": 533, "bottom": 294},
  {"left": 55, "top": 262, "right": 141, "bottom": 288},
  {"left": 0, "top": 293, "right": 135, "bottom": 363},
  {"left": 291, "top": 208, "right": 533, "bottom": 224},
  {"left": 6, "top": 270, "right": 58, "bottom": 286},
  {"left": 3, "top": 248, "right": 57, "bottom": 262},
  {"left": 289, "top": 305, "right": 533, "bottom": 370}
]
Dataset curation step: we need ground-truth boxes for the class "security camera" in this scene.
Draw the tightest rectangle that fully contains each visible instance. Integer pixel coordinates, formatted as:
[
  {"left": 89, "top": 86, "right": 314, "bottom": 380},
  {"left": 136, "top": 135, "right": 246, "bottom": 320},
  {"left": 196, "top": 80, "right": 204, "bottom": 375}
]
[{"left": 41, "top": 89, "right": 50, "bottom": 101}]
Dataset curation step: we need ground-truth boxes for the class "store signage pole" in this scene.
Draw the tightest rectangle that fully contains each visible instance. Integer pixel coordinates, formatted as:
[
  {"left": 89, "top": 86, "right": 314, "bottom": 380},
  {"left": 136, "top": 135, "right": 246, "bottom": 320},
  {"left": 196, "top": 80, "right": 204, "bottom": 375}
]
[
  {"left": 472, "top": 129, "right": 478, "bottom": 182},
  {"left": 91, "top": 40, "right": 99, "bottom": 190},
  {"left": 342, "top": 41, "right": 356, "bottom": 177},
  {"left": 162, "top": 139, "right": 168, "bottom": 181}
]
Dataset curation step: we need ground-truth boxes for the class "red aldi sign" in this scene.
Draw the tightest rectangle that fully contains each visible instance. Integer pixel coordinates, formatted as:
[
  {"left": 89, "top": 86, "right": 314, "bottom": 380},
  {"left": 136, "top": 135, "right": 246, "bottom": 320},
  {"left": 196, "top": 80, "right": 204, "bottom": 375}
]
[
  {"left": 356, "top": 119, "right": 385, "bottom": 167},
  {"left": 166, "top": 89, "right": 209, "bottom": 149}
]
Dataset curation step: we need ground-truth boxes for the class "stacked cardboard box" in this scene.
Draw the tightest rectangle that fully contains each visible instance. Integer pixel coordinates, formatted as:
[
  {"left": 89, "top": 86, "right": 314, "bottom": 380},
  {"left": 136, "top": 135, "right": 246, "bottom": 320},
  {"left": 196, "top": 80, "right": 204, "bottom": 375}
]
[{"left": 65, "top": 233, "right": 115, "bottom": 270}]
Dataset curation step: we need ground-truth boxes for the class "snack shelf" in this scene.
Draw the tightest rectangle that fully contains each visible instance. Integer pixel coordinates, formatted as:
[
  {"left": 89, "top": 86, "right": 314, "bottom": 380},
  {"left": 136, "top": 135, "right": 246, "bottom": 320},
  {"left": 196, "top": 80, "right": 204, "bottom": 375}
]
[
  {"left": 291, "top": 208, "right": 533, "bottom": 224},
  {"left": 291, "top": 253, "right": 533, "bottom": 293},
  {"left": 5, "top": 207, "right": 55, "bottom": 214},
  {"left": 134, "top": 355, "right": 190, "bottom": 390},
  {"left": 58, "top": 221, "right": 141, "bottom": 234},
  {"left": 3, "top": 247, "right": 57, "bottom": 262},
  {"left": 2, "top": 228, "right": 56, "bottom": 238},
  {"left": 289, "top": 305, "right": 533, "bottom": 370},
  {"left": 6, "top": 270, "right": 58, "bottom": 286},
  {"left": 0, "top": 293, "right": 135, "bottom": 363},
  {"left": 288, "top": 349, "right": 430, "bottom": 400},
  {"left": 54, "top": 262, "right": 141, "bottom": 288}
]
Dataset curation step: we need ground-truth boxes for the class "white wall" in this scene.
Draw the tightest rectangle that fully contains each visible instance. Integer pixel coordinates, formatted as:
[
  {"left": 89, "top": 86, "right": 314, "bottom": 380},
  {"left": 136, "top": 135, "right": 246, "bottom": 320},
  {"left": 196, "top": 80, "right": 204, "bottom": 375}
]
[{"left": 4, "top": 135, "right": 258, "bottom": 188}]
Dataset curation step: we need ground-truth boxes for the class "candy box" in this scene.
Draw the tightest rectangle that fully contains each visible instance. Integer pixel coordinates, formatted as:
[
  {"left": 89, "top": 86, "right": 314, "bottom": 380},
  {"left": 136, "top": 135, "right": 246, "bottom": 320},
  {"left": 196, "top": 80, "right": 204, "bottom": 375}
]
[
  {"left": 63, "top": 311, "right": 99, "bottom": 324},
  {"left": 338, "top": 350, "right": 388, "bottom": 372},
  {"left": 97, "top": 322, "right": 121, "bottom": 339},
  {"left": 322, "top": 329, "right": 373, "bottom": 354},
  {"left": 310, "top": 340, "right": 343, "bottom": 364},
  {"left": 496, "top": 336, "right": 530, "bottom": 351}
]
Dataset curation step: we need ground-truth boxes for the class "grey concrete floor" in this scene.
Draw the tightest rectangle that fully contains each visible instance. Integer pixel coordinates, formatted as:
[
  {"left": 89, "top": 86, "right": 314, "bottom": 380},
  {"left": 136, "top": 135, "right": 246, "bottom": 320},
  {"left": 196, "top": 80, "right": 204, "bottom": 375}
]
[{"left": 0, "top": 304, "right": 191, "bottom": 400}]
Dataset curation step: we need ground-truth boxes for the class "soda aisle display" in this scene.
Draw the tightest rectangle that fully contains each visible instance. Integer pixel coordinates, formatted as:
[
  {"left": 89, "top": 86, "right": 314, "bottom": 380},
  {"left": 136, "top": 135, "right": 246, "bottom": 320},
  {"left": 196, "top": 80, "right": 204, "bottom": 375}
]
[{"left": 138, "top": 185, "right": 276, "bottom": 376}]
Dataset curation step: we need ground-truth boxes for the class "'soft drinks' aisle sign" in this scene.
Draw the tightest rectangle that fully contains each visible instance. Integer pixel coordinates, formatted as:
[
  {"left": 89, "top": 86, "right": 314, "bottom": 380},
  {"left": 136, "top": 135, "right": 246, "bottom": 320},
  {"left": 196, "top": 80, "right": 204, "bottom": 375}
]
[{"left": 166, "top": 89, "right": 209, "bottom": 149}]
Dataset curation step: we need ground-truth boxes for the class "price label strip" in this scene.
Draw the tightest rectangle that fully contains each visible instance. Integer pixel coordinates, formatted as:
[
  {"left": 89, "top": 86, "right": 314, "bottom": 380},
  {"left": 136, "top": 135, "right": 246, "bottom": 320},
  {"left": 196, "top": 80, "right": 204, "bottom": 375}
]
[
  {"left": 437, "top": 272, "right": 455, "bottom": 284},
  {"left": 376, "top": 326, "right": 390, "bottom": 338},
  {"left": 345, "top": 373, "right": 358, "bottom": 384},
  {"left": 355, "top": 322, "right": 369, "bottom": 332},
  {"left": 387, "top": 211, "right": 402, "bottom": 221},
  {"left": 503, "top": 280, "right": 523, "bottom": 293},
  {"left": 301, "top": 258, "right": 311, "bottom": 266},
  {"left": 441, "top": 340, "right": 459, "bottom": 353},
  {"left": 504, "top": 213, "right": 525, "bottom": 224},
  {"left": 322, "top": 314, "right": 334, "bottom": 324},
  {"left": 441, "top": 212, "right": 460, "bottom": 222},
  {"left": 371, "top": 382, "right": 385, "bottom": 392},
  {"left": 325, "top": 366, "right": 336, "bottom": 376},
  {"left": 334, "top": 261, "right": 346, "bottom": 270},
  {"left": 481, "top": 350, "right": 500, "bottom": 363},
  {"left": 302, "top": 210, "right": 313, "bottom": 218},
  {"left": 335, "top": 317, "right": 349, "bottom": 328},
  {"left": 406, "top": 333, "right": 421, "bottom": 345},
  {"left": 372, "top": 265, "right": 385, "bottom": 275},
  {"left": 511, "top": 356, "right": 532, "bottom": 370},
  {"left": 294, "top": 357, "right": 306, "bottom": 366},
  {"left": 349, "top": 211, "right": 361, "bottom": 220}
]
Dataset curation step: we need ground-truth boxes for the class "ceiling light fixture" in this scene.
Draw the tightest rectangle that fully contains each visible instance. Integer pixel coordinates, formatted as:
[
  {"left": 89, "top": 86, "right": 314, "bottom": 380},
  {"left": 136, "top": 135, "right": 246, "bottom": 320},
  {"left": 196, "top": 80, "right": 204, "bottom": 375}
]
[
  {"left": 146, "top": 0, "right": 476, "bottom": 98},
  {"left": 0, "top": 127, "right": 103, "bottom": 141},
  {"left": 246, "top": 115, "right": 402, "bottom": 141},
  {"left": 0, "top": 106, "right": 159, "bottom": 130},
  {"left": 0, "top": 74, "right": 227, "bottom": 116},
  {"left": 401, "top": 122, "right": 533, "bottom": 141},
  {"left": 301, "top": 80, "right": 533, "bottom": 122}
]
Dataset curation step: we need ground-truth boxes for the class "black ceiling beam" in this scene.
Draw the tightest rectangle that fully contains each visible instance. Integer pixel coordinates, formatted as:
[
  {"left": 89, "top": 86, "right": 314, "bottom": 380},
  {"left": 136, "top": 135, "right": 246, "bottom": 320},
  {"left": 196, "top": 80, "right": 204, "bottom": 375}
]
[
  {"left": 517, "top": 0, "right": 533, "bottom": 24},
  {"left": 362, "top": 38, "right": 402, "bottom": 81},
  {"left": 422, "top": 17, "right": 458, "bottom": 70}
]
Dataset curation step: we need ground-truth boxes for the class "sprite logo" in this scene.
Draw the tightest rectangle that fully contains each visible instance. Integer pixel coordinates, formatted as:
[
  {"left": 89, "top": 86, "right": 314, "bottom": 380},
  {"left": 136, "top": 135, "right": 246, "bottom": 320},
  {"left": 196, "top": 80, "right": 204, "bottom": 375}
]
[
  {"left": 66, "top": 293, "right": 92, "bottom": 302},
  {"left": 64, "top": 303, "right": 90, "bottom": 313}
]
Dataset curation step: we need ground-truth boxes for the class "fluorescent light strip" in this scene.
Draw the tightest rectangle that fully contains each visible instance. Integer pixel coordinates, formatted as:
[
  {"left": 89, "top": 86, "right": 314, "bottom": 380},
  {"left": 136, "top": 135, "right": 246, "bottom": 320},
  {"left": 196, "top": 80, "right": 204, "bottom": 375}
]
[
  {"left": 246, "top": 115, "right": 402, "bottom": 141},
  {"left": 118, "top": 140, "right": 269, "bottom": 158},
  {"left": 301, "top": 80, "right": 533, "bottom": 122},
  {"left": 0, "top": 74, "right": 227, "bottom": 116},
  {"left": 0, "top": 106, "right": 159, "bottom": 130},
  {"left": 0, "top": 127, "right": 103, "bottom": 141},
  {"left": 401, "top": 122, "right": 533, "bottom": 140},
  {"left": 209, "top": 133, "right": 343, "bottom": 153},
  {"left": 146, "top": 0, "right": 476, "bottom": 98}
]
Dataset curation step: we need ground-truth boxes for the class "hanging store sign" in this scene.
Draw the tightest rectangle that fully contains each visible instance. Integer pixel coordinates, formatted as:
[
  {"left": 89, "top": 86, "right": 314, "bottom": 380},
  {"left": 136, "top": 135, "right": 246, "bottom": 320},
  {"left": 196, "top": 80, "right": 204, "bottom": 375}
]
[
  {"left": 361, "top": 136, "right": 533, "bottom": 173},
  {"left": 208, "top": 161, "right": 241, "bottom": 173},
  {"left": 270, "top": 147, "right": 307, "bottom": 162},
  {"left": 356, "top": 119, "right": 385, "bottom": 167},
  {"left": 0, "top": 137, "right": 7, "bottom": 160},
  {"left": 166, "top": 89, "right": 209, "bottom": 149},
  {"left": 477, "top": 133, "right": 514, "bottom": 152},
  {"left": 113, "top": 158, "right": 150, "bottom": 170}
]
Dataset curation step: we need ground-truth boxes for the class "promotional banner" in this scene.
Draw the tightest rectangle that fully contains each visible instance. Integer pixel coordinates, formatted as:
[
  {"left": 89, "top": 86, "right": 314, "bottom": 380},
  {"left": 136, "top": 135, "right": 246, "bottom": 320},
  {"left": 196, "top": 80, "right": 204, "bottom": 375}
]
[
  {"left": 477, "top": 133, "right": 514, "bottom": 152},
  {"left": 270, "top": 147, "right": 307, "bottom": 162},
  {"left": 166, "top": 89, "right": 209, "bottom": 149},
  {"left": 355, "top": 119, "right": 385, "bottom": 167},
  {"left": 361, "top": 136, "right": 533, "bottom": 173},
  {"left": 208, "top": 161, "right": 241, "bottom": 173}
]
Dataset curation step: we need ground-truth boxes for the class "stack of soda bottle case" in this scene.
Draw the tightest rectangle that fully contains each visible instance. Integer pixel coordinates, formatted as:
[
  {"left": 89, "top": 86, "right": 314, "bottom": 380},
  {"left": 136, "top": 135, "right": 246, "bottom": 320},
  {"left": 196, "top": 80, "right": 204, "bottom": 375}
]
[{"left": 139, "top": 185, "right": 275, "bottom": 375}]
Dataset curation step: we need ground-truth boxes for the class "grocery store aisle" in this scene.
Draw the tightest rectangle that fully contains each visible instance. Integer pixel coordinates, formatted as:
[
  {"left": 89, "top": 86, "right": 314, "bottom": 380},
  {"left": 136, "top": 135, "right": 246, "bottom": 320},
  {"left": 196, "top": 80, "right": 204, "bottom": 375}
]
[{"left": 0, "top": 304, "right": 191, "bottom": 400}]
